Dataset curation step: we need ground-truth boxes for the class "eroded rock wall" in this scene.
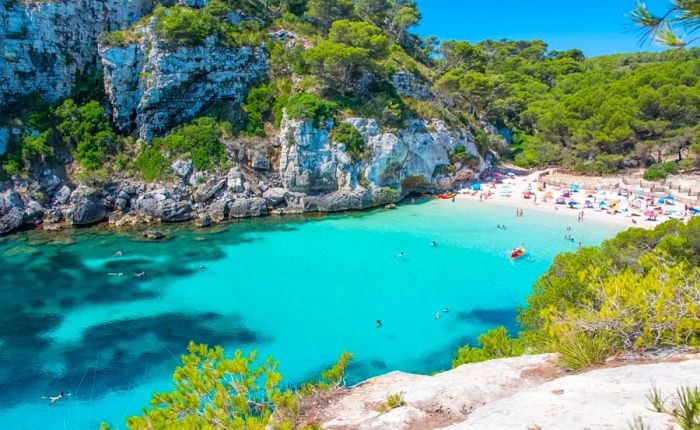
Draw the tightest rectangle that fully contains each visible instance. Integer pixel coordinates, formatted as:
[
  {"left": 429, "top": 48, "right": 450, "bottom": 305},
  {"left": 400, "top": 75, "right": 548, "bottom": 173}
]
[{"left": 0, "top": 0, "right": 154, "bottom": 106}]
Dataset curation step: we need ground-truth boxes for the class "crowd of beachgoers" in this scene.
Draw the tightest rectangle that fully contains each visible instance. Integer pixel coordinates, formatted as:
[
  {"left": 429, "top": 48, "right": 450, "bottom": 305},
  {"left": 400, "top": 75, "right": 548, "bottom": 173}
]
[{"left": 454, "top": 171, "right": 700, "bottom": 229}]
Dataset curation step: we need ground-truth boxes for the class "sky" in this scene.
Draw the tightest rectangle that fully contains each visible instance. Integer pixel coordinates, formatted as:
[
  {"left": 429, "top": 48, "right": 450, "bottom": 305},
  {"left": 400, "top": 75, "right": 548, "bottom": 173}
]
[{"left": 415, "top": 0, "right": 670, "bottom": 57}]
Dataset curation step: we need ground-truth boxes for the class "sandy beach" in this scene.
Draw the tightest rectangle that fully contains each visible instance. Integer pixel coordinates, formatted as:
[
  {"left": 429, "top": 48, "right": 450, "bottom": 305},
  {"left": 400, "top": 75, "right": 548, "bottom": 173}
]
[{"left": 455, "top": 170, "right": 696, "bottom": 230}]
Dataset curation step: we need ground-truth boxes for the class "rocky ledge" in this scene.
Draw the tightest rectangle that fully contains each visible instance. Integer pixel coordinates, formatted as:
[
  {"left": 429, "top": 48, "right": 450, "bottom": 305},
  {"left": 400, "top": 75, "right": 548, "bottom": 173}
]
[
  {"left": 0, "top": 116, "right": 490, "bottom": 235},
  {"left": 310, "top": 353, "right": 700, "bottom": 430}
]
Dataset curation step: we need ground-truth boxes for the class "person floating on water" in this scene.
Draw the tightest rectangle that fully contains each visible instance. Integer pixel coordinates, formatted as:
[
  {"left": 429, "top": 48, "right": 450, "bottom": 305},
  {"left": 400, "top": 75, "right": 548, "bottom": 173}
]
[
  {"left": 434, "top": 312, "right": 441, "bottom": 319},
  {"left": 48, "top": 392, "right": 64, "bottom": 404},
  {"left": 431, "top": 241, "right": 438, "bottom": 247},
  {"left": 376, "top": 320, "right": 382, "bottom": 328},
  {"left": 442, "top": 307, "right": 449, "bottom": 313},
  {"left": 135, "top": 271, "right": 146, "bottom": 277},
  {"left": 198, "top": 264, "right": 206, "bottom": 270},
  {"left": 114, "top": 250, "right": 124, "bottom": 256},
  {"left": 397, "top": 251, "right": 405, "bottom": 258}
]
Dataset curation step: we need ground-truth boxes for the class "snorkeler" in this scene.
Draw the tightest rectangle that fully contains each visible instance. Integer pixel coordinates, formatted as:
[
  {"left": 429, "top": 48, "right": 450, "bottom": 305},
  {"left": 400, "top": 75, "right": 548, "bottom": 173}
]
[
  {"left": 431, "top": 241, "right": 438, "bottom": 247},
  {"left": 397, "top": 252, "right": 404, "bottom": 258},
  {"left": 49, "top": 392, "right": 64, "bottom": 404},
  {"left": 376, "top": 320, "right": 382, "bottom": 328}
]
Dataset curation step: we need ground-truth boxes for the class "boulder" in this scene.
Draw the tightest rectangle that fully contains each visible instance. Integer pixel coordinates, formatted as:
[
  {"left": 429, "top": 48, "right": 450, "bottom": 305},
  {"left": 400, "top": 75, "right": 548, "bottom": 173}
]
[
  {"left": 171, "top": 159, "right": 193, "bottom": 178},
  {"left": 0, "top": 207, "right": 24, "bottom": 235},
  {"left": 207, "top": 199, "right": 230, "bottom": 222},
  {"left": 227, "top": 167, "right": 245, "bottom": 192},
  {"left": 252, "top": 154, "right": 271, "bottom": 171},
  {"left": 229, "top": 197, "right": 267, "bottom": 218},
  {"left": 159, "top": 199, "right": 191, "bottom": 222},
  {"left": 23, "top": 200, "right": 45, "bottom": 225},
  {"left": 67, "top": 197, "right": 107, "bottom": 225},
  {"left": 262, "top": 187, "right": 288, "bottom": 205},
  {"left": 194, "top": 178, "right": 226, "bottom": 203}
]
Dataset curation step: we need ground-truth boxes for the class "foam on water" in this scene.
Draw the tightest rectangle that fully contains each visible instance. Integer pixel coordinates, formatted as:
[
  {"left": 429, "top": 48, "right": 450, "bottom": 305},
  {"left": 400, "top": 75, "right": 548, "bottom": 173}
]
[{"left": 0, "top": 198, "right": 624, "bottom": 429}]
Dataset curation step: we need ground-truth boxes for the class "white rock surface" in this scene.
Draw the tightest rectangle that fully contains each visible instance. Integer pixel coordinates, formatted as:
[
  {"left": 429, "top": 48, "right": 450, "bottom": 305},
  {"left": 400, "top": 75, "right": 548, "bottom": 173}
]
[
  {"left": 318, "top": 354, "right": 700, "bottom": 430},
  {"left": 443, "top": 357, "right": 700, "bottom": 430}
]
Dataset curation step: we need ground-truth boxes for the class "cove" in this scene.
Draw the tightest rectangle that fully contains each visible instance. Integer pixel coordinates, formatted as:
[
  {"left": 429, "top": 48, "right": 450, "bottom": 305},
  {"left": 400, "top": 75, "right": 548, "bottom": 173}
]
[{"left": 0, "top": 198, "right": 624, "bottom": 429}]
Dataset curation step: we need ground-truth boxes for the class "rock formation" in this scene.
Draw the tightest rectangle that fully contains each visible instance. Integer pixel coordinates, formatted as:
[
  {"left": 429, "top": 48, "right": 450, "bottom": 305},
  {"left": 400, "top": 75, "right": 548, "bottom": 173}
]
[{"left": 312, "top": 353, "right": 700, "bottom": 430}]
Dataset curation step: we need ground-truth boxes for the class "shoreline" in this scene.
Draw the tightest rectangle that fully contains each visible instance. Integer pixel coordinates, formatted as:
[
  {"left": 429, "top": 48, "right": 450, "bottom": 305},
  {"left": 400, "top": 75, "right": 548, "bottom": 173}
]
[{"left": 453, "top": 170, "right": 695, "bottom": 231}]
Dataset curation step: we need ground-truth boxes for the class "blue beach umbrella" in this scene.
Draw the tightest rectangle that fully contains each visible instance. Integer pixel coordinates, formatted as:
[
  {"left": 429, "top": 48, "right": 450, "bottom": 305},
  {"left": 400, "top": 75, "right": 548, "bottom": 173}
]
[{"left": 471, "top": 183, "right": 481, "bottom": 191}]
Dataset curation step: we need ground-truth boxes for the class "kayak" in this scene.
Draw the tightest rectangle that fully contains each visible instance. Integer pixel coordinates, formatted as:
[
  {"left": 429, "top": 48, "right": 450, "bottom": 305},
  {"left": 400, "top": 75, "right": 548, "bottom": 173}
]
[
  {"left": 439, "top": 192, "right": 457, "bottom": 199},
  {"left": 510, "top": 247, "right": 526, "bottom": 258}
]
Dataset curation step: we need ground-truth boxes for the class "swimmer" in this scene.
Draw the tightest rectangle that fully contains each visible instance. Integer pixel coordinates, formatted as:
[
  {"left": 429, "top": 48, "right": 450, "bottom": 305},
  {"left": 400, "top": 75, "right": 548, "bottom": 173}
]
[
  {"left": 134, "top": 271, "right": 146, "bottom": 277},
  {"left": 108, "top": 272, "right": 124, "bottom": 276},
  {"left": 434, "top": 312, "right": 441, "bottom": 319},
  {"left": 431, "top": 241, "right": 438, "bottom": 247},
  {"left": 49, "top": 392, "right": 64, "bottom": 404},
  {"left": 114, "top": 250, "right": 124, "bottom": 256},
  {"left": 442, "top": 307, "right": 449, "bottom": 313},
  {"left": 376, "top": 320, "right": 382, "bottom": 328},
  {"left": 198, "top": 264, "right": 206, "bottom": 270},
  {"left": 397, "top": 252, "right": 405, "bottom": 258},
  {"left": 497, "top": 224, "right": 501, "bottom": 229}
]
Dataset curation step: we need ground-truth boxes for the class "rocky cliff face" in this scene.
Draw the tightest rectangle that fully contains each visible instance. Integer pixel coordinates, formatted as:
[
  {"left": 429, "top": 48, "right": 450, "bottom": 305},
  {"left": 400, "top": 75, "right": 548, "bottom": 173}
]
[
  {"left": 99, "top": 25, "right": 268, "bottom": 140},
  {"left": 311, "top": 353, "right": 700, "bottom": 430},
  {"left": 278, "top": 115, "right": 487, "bottom": 211},
  {"left": 0, "top": 0, "right": 154, "bottom": 106}
]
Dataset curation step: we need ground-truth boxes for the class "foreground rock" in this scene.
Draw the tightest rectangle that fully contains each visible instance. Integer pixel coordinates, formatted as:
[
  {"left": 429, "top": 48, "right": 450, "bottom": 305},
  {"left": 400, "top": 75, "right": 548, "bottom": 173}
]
[{"left": 314, "top": 353, "right": 700, "bottom": 430}]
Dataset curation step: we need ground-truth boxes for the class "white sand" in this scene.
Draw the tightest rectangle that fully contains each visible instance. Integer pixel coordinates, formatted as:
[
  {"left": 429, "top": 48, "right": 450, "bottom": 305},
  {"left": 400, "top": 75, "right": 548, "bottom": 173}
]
[{"left": 455, "top": 171, "right": 693, "bottom": 230}]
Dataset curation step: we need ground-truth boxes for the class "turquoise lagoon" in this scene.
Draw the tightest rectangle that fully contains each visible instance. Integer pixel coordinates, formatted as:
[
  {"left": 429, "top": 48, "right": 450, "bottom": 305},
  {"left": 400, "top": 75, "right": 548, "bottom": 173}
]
[{"left": 0, "top": 198, "right": 624, "bottom": 428}]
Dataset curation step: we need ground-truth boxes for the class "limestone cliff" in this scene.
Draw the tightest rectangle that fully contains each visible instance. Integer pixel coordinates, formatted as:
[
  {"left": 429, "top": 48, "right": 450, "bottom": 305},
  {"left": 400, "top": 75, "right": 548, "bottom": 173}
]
[
  {"left": 99, "top": 24, "right": 268, "bottom": 140},
  {"left": 0, "top": 0, "right": 154, "bottom": 106},
  {"left": 311, "top": 353, "right": 700, "bottom": 430}
]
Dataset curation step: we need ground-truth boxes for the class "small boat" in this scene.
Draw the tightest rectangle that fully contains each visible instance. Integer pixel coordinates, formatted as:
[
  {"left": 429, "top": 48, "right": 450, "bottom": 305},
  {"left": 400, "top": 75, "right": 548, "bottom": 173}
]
[
  {"left": 439, "top": 192, "right": 457, "bottom": 199},
  {"left": 510, "top": 247, "right": 526, "bottom": 258}
]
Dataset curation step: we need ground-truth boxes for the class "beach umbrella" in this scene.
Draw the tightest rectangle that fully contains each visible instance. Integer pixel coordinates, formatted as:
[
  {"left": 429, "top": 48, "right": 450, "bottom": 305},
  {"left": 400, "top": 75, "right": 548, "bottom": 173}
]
[
  {"left": 644, "top": 210, "right": 655, "bottom": 217},
  {"left": 664, "top": 195, "right": 674, "bottom": 200},
  {"left": 692, "top": 207, "right": 700, "bottom": 214},
  {"left": 471, "top": 183, "right": 481, "bottom": 191},
  {"left": 599, "top": 201, "right": 608, "bottom": 207},
  {"left": 568, "top": 201, "right": 579, "bottom": 207},
  {"left": 556, "top": 197, "right": 566, "bottom": 204}
]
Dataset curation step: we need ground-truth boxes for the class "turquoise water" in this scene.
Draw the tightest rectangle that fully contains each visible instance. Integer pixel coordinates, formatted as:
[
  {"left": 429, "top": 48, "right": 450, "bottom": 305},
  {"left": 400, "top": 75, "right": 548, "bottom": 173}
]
[{"left": 0, "top": 198, "right": 623, "bottom": 429}]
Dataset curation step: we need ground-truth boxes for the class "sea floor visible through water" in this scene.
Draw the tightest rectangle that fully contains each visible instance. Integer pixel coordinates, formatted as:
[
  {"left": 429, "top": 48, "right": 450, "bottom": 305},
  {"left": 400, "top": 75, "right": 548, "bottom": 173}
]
[{"left": 0, "top": 198, "right": 625, "bottom": 429}]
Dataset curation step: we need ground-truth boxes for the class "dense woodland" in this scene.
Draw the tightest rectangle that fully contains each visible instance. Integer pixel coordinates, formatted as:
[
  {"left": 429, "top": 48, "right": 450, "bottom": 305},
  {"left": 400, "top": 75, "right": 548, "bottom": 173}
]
[{"left": 2, "top": 0, "right": 700, "bottom": 182}]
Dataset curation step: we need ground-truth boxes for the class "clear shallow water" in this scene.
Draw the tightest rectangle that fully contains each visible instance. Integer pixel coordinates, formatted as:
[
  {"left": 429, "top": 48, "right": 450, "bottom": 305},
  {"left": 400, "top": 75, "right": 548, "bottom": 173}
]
[{"left": 0, "top": 199, "right": 624, "bottom": 429}]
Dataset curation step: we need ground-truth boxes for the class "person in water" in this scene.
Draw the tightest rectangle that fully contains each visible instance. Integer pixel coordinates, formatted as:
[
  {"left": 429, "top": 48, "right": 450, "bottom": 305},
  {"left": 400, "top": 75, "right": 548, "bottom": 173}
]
[
  {"left": 376, "top": 320, "right": 382, "bottom": 328},
  {"left": 135, "top": 271, "right": 146, "bottom": 277},
  {"left": 397, "top": 252, "right": 405, "bottom": 258},
  {"left": 114, "top": 250, "right": 124, "bottom": 256},
  {"left": 431, "top": 241, "right": 438, "bottom": 247},
  {"left": 49, "top": 392, "right": 64, "bottom": 404},
  {"left": 442, "top": 307, "right": 449, "bottom": 313},
  {"left": 434, "top": 312, "right": 441, "bottom": 319}
]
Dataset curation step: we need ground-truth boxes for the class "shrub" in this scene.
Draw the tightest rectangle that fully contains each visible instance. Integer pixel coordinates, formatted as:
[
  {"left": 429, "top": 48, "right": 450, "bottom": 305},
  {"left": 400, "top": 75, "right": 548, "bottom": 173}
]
[
  {"left": 644, "top": 162, "right": 670, "bottom": 180},
  {"left": 377, "top": 392, "right": 406, "bottom": 412},
  {"left": 54, "top": 99, "right": 119, "bottom": 170},
  {"left": 241, "top": 84, "right": 275, "bottom": 136},
  {"left": 153, "top": 5, "right": 219, "bottom": 47},
  {"left": 133, "top": 142, "right": 169, "bottom": 181},
  {"left": 331, "top": 122, "right": 366, "bottom": 159},
  {"left": 554, "top": 330, "right": 615, "bottom": 371},
  {"left": 285, "top": 93, "right": 336, "bottom": 126},
  {"left": 452, "top": 326, "right": 524, "bottom": 367},
  {"left": 643, "top": 386, "right": 700, "bottom": 430},
  {"left": 156, "top": 117, "right": 226, "bottom": 171}
]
